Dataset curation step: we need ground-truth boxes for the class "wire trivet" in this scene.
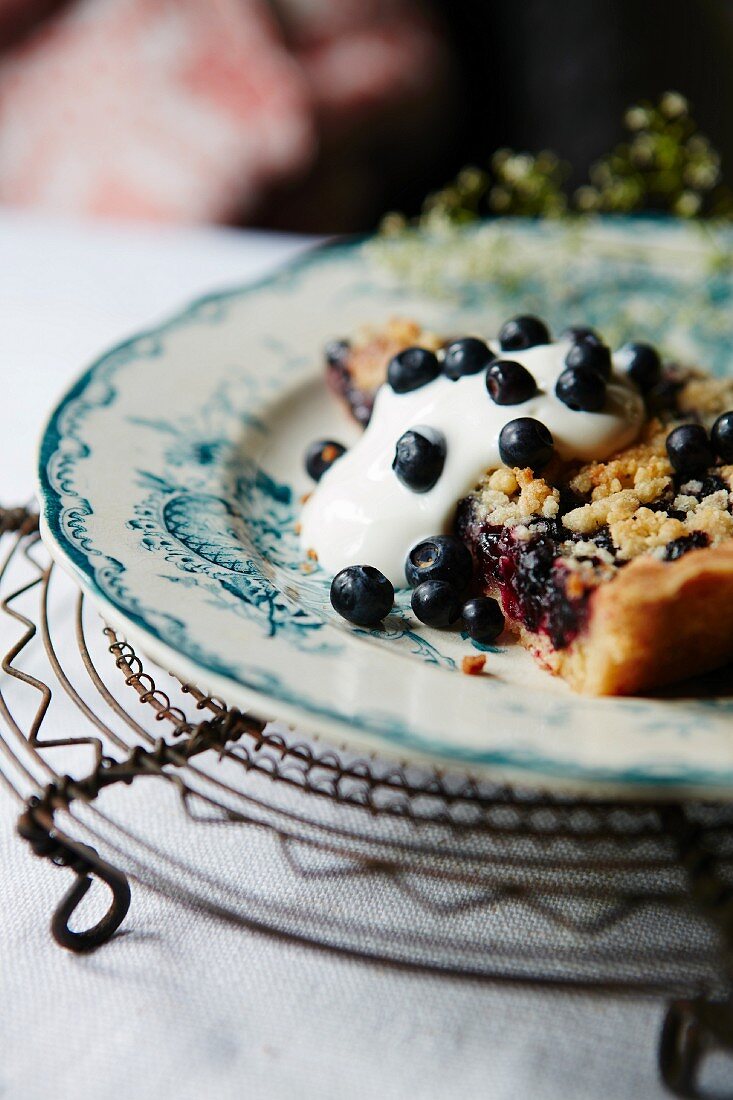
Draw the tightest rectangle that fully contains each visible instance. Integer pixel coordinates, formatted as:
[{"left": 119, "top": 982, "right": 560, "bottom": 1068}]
[{"left": 1, "top": 505, "right": 731, "bottom": 1097}]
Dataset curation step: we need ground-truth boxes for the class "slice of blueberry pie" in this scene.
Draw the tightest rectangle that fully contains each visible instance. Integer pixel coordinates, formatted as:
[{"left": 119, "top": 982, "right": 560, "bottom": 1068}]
[{"left": 303, "top": 315, "right": 733, "bottom": 695}]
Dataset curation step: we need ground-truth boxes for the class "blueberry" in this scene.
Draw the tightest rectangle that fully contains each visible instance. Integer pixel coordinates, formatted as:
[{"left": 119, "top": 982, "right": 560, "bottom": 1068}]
[
  {"left": 330, "top": 565, "right": 394, "bottom": 626},
  {"left": 393, "top": 427, "right": 446, "bottom": 492},
  {"left": 443, "top": 336, "right": 495, "bottom": 380},
  {"left": 498, "top": 418, "right": 555, "bottom": 471},
  {"left": 324, "top": 339, "right": 350, "bottom": 367},
  {"left": 564, "top": 340, "right": 612, "bottom": 380},
  {"left": 486, "top": 359, "right": 537, "bottom": 405},
  {"left": 498, "top": 315, "right": 551, "bottom": 351},
  {"left": 561, "top": 325, "right": 602, "bottom": 346},
  {"left": 462, "top": 597, "right": 505, "bottom": 642},
  {"left": 712, "top": 410, "right": 733, "bottom": 462},
  {"left": 405, "top": 535, "right": 473, "bottom": 591},
  {"left": 616, "top": 342, "right": 662, "bottom": 392},
  {"left": 387, "top": 346, "right": 441, "bottom": 394},
  {"left": 305, "top": 439, "right": 346, "bottom": 481},
  {"left": 665, "top": 424, "right": 714, "bottom": 475},
  {"left": 411, "top": 580, "right": 462, "bottom": 627},
  {"left": 555, "top": 366, "right": 606, "bottom": 413}
]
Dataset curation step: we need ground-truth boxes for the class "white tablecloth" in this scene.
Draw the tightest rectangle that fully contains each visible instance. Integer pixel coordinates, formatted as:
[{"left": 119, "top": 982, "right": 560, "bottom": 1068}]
[{"left": 0, "top": 209, "right": 712, "bottom": 1100}]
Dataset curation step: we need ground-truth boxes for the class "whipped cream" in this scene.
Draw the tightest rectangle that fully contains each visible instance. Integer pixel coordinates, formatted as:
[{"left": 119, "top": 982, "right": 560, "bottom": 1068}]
[{"left": 300, "top": 340, "right": 645, "bottom": 587}]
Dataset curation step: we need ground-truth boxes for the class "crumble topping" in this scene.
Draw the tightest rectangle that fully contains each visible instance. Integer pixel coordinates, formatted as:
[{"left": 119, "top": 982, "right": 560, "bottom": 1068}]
[
  {"left": 472, "top": 467, "right": 560, "bottom": 526},
  {"left": 462, "top": 368, "right": 733, "bottom": 582},
  {"left": 563, "top": 490, "right": 644, "bottom": 537},
  {"left": 608, "top": 508, "right": 688, "bottom": 558},
  {"left": 568, "top": 419, "right": 668, "bottom": 498},
  {"left": 471, "top": 459, "right": 733, "bottom": 563},
  {"left": 685, "top": 492, "right": 733, "bottom": 541},
  {"left": 561, "top": 465, "right": 733, "bottom": 558},
  {"left": 676, "top": 376, "right": 733, "bottom": 419}
]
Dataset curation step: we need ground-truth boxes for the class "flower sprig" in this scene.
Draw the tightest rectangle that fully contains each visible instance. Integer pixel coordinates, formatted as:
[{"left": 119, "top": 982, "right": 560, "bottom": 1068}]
[
  {"left": 380, "top": 91, "right": 733, "bottom": 233},
  {"left": 577, "top": 91, "right": 733, "bottom": 217}
]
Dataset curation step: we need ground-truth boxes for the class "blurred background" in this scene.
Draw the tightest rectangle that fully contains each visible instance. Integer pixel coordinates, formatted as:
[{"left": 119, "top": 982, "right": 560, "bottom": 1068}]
[{"left": 1, "top": 0, "right": 733, "bottom": 232}]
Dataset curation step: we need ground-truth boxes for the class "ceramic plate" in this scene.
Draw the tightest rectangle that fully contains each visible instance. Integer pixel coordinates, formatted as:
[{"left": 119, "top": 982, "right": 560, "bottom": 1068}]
[{"left": 38, "top": 220, "right": 733, "bottom": 796}]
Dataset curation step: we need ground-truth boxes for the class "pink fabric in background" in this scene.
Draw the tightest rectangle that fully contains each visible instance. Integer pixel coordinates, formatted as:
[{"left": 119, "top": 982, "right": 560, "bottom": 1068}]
[{"left": 0, "top": 0, "right": 447, "bottom": 223}]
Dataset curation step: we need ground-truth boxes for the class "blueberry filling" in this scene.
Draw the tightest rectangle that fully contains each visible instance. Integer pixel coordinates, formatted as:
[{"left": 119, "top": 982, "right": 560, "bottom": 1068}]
[
  {"left": 587, "top": 525, "right": 616, "bottom": 558},
  {"left": 662, "top": 531, "right": 710, "bottom": 561},
  {"left": 324, "top": 338, "right": 374, "bottom": 427},
  {"left": 456, "top": 502, "right": 600, "bottom": 650},
  {"left": 675, "top": 472, "right": 728, "bottom": 500},
  {"left": 480, "top": 525, "right": 590, "bottom": 649},
  {"left": 645, "top": 489, "right": 679, "bottom": 514}
]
